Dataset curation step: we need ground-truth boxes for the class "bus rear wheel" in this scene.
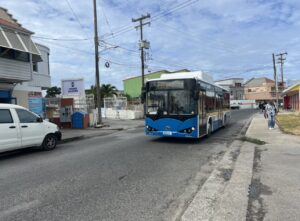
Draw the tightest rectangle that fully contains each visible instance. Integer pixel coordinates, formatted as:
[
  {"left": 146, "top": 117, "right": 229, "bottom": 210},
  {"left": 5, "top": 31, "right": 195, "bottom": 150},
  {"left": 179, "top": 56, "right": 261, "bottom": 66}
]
[
  {"left": 223, "top": 116, "right": 227, "bottom": 127},
  {"left": 207, "top": 122, "right": 212, "bottom": 137}
]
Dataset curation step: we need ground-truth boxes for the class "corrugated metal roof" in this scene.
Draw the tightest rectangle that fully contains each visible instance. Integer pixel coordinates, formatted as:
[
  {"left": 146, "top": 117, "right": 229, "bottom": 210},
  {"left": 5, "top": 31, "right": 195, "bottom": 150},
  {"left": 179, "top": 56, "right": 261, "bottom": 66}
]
[
  {"left": 0, "top": 26, "right": 42, "bottom": 62},
  {"left": 19, "top": 33, "right": 40, "bottom": 55},
  {"left": 2, "top": 27, "right": 25, "bottom": 51},
  {"left": 0, "top": 29, "right": 9, "bottom": 48}
]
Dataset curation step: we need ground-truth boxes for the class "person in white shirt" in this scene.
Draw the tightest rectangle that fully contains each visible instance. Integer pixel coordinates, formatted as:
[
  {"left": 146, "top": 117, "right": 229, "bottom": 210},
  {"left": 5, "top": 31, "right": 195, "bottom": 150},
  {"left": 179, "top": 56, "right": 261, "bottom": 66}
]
[{"left": 264, "top": 101, "right": 276, "bottom": 129}]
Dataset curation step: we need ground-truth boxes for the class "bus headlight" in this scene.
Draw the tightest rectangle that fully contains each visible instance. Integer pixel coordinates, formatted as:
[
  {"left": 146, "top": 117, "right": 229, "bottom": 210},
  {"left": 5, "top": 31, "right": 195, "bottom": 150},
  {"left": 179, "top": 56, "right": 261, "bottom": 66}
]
[
  {"left": 180, "top": 127, "right": 195, "bottom": 134},
  {"left": 146, "top": 125, "right": 157, "bottom": 132}
]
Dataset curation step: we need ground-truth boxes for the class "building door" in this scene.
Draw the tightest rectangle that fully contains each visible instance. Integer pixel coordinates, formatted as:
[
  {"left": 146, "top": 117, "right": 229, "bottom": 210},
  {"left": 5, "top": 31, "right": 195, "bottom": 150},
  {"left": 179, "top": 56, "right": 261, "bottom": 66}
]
[{"left": 198, "top": 91, "right": 207, "bottom": 136}]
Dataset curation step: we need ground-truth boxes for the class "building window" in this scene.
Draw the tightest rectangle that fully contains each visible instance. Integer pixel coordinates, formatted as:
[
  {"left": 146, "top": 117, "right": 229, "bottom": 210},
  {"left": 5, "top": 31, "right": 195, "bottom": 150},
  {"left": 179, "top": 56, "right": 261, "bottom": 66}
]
[
  {"left": 16, "top": 109, "right": 38, "bottom": 123},
  {"left": 0, "top": 47, "right": 29, "bottom": 62},
  {"left": 0, "top": 109, "right": 13, "bottom": 124},
  {"left": 235, "top": 83, "right": 242, "bottom": 87},
  {"left": 248, "top": 89, "right": 252, "bottom": 92},
  {"left": 33, "top": 62, "right": 38, "bottom": 72}
]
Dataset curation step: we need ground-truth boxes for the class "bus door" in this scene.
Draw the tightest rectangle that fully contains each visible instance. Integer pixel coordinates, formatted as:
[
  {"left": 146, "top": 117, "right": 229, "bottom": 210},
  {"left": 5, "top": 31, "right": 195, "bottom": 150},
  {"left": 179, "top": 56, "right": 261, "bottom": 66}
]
[{"left": 198, "top": 91, "right": 207, "bottom": 137}]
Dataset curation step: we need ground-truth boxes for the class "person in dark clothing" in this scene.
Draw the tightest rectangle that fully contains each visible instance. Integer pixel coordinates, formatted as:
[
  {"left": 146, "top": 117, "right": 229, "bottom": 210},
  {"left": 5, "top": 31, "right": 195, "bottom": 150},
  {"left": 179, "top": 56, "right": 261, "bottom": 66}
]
[{"left": 259, "top": 102, "right": 263, "bottom": 112}]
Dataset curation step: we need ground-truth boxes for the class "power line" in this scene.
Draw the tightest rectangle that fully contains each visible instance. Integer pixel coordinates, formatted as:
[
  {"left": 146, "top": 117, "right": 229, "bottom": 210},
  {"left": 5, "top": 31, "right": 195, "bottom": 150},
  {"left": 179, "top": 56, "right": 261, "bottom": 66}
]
[
  {"left": 38, "top": 38, "right": 94, "bottom": 55},
  {"left": 151, "top": 0, "right": 198, "bottom": 22},
  {"left": 65, "top": 0, "right": 89, "bottom": 38},
  {"left": 100, "top": 40, "right": 139, "bottom": 54},
  {"left": 132, "top": 13, "right": 151, "bottom": 87},
  {"left": 32, "top": 35, "right": 92, "bottom": 41},
  {"left": 276, "top": 52, "right": 288, "bottom": 86},
  {"left": 99, "top": 0, "right": 117, "bottom": 45},
  {"left": 156, "top": 21, "right": 236, "bottom": 54},
  {"left": 103, "top": 0, "right": 199, "bottom": 40},
  {"left": 19, "top": 1, "right": 200, "bottom": 43}
]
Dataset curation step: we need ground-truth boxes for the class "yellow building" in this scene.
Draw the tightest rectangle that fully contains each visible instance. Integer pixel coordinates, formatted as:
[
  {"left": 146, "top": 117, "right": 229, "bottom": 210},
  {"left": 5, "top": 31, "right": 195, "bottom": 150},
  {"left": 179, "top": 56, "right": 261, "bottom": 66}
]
[{"left": 282, "top": 83, "right": 300, "bottom": 111}]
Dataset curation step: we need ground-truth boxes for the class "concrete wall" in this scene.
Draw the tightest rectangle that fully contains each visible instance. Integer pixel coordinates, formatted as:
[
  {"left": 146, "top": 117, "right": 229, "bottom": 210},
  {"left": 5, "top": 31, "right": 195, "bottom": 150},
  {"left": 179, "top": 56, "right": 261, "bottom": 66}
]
[
  {"left": 103, "top": 108, "right": 143, "bottom": 119},
  {"left": 12, "top": 90, "right": 29, "bottom": 108}
]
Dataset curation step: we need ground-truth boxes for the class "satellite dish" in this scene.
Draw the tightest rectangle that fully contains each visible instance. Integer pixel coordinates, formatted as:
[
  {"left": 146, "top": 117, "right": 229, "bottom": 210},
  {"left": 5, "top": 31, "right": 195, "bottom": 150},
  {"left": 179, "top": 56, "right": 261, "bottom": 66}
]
[{"left": 105, "top": 62, "right": 110, "bottom": 68}]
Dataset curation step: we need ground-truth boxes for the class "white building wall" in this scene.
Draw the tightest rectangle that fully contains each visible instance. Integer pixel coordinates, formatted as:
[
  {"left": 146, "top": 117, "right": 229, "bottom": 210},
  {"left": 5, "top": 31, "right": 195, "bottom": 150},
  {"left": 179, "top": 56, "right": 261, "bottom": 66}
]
[{"left": 28, "top": 44, "right": 51, "bottom": 89}]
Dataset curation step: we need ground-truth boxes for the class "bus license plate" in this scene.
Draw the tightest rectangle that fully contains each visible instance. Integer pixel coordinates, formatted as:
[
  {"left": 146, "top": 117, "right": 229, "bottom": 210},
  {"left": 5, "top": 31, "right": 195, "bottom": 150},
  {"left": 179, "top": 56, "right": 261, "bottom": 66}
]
[{"left": 163, "top": 131, "right": 172, "bottom": 136}]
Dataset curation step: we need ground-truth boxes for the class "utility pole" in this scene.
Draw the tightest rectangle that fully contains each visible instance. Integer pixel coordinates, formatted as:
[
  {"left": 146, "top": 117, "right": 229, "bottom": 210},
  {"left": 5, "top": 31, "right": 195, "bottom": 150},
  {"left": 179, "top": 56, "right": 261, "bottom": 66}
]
[
  {"left": 276, "top": 52, "right": 288, "bottom": 87},
  {"left": 93, "top": 0, "right": 102, "bottom": 125},
  {"left": 132, "top": 14, "right": 151, "bottom": 89},
  {"left": 272, "top": 53, "right": 279, "bottom": 107}
]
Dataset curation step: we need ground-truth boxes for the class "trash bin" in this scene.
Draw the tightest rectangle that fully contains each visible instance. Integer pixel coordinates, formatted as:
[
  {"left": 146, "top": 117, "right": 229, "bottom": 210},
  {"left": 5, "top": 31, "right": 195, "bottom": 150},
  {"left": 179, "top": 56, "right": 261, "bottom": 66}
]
[{"left": 72, "top": 112, "right": 89, "bottom": 129}]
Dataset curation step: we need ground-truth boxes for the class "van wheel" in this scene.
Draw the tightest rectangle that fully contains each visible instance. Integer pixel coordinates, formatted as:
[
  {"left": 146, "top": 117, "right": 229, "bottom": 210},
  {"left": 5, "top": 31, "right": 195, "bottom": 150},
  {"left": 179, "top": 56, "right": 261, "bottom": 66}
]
[{"left": 42, "top": 134, "right": 57, "bottom": 151}]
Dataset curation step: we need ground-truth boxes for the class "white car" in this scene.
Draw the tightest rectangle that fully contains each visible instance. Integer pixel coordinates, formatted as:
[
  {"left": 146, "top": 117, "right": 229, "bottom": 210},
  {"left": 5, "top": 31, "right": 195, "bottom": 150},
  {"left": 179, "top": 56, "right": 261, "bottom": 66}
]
[{"left": 0, "top": 103, "right": 61, "bottom": 153}]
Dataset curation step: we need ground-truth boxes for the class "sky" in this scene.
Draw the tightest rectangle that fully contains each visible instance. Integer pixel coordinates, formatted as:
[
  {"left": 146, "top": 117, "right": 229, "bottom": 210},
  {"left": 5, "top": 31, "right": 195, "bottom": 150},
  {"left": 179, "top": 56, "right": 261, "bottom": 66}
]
[{"left": 0, "top": 0, "right": 299, "bottom": 90}]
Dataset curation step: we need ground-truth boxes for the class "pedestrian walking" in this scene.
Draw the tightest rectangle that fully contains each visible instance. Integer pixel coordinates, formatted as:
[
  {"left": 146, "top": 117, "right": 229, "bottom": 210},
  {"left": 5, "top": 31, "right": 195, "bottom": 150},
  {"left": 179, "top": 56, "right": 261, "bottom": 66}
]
[
  {"left": 264, "top": 101, "right": 276, "bottom": 129},
  {"left": 258, "top": 102, "right": 263, "bottom": 112}
]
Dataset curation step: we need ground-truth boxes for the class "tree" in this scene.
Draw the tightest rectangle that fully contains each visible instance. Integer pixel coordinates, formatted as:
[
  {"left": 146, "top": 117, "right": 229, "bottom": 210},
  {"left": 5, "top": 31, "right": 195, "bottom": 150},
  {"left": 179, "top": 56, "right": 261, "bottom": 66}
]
[
  {"left": 86, "top": 84, "right": 118, "bottom": 105},
  {"left": 46, "top": 86, "right": 61, "bottom": 98},
  {"left": 100, "top": 84, "right": 118, "bottom": 98}
]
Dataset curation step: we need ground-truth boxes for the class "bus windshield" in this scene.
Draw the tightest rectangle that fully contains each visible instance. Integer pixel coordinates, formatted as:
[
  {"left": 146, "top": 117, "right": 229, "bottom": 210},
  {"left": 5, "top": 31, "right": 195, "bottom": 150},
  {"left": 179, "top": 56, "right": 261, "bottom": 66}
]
[{"left": 146, "top": 90, "right": 197, "bottom": 115}]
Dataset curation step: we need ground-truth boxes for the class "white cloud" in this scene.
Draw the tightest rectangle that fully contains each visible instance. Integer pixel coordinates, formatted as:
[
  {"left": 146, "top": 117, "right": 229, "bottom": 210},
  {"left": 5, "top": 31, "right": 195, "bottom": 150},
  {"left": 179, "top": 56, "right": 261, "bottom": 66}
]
[{"left": 0, "top": 0, "right": 299, "bottom": 90}]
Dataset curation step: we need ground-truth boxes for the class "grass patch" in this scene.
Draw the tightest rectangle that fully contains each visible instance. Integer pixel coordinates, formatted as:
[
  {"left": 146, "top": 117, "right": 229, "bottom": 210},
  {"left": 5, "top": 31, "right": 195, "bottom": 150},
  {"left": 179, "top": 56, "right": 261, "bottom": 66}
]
[
  {"left": 276, "top": 113, "right": 300, "bottom": 136},
  {"left": 238, "top": 136, "right": 266, "bottom": 145}
]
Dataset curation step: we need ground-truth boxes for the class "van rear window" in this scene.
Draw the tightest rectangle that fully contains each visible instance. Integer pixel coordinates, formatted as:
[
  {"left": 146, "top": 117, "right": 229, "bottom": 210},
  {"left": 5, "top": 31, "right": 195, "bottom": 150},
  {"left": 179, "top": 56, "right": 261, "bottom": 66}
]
[{"left": 0, "top": 109, "right": 13, "bottom": 124}]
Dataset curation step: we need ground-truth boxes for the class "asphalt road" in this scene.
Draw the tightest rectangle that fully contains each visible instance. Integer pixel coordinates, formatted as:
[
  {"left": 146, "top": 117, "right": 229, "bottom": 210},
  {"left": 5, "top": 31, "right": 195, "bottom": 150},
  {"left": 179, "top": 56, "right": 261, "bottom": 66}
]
[{"left": 0, "top": 109, "right": 257, "bottom": 221}]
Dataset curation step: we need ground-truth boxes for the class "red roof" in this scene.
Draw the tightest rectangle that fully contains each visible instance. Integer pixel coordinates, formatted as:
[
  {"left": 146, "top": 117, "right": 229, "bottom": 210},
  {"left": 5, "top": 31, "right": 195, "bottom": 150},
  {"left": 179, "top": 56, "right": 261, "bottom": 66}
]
[{"left": 0, "top": 18, "right": 33, "bottom": 34}]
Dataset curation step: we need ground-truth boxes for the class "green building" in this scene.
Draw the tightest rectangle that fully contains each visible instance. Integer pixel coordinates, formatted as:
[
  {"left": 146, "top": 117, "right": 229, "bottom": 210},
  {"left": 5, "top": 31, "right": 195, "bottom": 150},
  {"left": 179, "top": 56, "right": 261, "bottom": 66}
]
[{"left": 123, "top": 69, "right": 190, "bottom": 98}]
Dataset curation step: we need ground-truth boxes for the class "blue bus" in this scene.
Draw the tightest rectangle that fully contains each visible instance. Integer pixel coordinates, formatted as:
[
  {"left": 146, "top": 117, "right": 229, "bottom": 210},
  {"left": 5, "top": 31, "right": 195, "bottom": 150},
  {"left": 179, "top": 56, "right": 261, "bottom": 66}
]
[{"left": 143, "top": 72, "right": 231, "bottom": 138}]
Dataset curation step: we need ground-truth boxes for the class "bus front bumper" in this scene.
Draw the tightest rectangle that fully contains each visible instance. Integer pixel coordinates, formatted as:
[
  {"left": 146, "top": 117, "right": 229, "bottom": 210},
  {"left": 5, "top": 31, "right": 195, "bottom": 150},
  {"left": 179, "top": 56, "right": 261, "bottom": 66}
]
[{"left": 145, "top": 130, "right": 197, "bottom": 138}]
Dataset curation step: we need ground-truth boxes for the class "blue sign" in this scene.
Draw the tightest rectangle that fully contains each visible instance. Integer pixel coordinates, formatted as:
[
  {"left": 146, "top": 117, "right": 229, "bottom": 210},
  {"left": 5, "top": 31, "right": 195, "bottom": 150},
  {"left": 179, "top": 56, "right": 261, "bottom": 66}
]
[{"left": 28, "top": 97, "right": 43, "bottom": 116}]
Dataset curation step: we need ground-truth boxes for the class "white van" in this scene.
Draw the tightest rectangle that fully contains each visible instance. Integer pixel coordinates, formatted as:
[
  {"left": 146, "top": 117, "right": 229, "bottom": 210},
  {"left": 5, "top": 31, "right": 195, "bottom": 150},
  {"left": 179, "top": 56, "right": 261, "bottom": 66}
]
[{"left": 0, "top": 104, "right": 61, "bottom": 153}]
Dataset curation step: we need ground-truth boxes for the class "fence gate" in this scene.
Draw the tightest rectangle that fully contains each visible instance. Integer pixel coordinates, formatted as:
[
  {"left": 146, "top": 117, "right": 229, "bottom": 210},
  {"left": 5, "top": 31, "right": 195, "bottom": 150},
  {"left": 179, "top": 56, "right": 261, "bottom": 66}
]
[{"left": 103, "top": 97, "right": 127, "bottom": 119}]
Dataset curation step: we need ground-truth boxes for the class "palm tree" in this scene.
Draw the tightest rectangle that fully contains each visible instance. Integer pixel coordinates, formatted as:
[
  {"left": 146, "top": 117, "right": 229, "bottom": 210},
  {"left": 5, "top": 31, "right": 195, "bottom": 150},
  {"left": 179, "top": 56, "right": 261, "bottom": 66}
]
[
  {"left": 86, "top": 84, "right": 118, "bottom": 105},
  {"left": 100, "top": 84, "right": 118, "bottom": 98}
]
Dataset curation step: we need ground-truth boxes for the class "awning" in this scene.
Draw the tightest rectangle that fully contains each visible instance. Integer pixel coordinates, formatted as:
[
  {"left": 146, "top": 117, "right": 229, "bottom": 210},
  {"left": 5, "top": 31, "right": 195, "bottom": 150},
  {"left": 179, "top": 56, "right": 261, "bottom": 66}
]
[
  {"left": 0, "top": 26, "right": 42, "bottom": 62},
  {"left": 282, "top": 83, "right": 300, "bottom": 96}
]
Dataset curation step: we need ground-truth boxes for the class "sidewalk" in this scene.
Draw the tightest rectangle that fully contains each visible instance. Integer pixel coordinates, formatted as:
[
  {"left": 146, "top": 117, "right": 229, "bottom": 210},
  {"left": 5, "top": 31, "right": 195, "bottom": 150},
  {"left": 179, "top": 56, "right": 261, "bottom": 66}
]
[
  {"left": 246, "top": 114, "right": 300, "bottom": 221},
  {"left": 60, "top": 118, "right": 144, "bottom": 142},
  {"left": 181, "top": 114, "right": 300, "bottom": 221}
]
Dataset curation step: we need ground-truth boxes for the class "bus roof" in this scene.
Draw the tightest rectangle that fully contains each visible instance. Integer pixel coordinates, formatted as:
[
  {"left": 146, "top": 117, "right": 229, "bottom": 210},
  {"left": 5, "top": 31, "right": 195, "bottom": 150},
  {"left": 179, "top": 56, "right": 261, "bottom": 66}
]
[{"left": 147, "top": 71, "right": 228, "bottom": 92}]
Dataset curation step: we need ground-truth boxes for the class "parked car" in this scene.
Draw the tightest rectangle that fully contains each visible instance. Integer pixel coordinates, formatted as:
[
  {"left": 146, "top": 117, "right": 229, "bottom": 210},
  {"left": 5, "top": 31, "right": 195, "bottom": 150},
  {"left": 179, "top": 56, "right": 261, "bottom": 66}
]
[{"left": 0, "top": 104, "right": 61, "bottom": 153}]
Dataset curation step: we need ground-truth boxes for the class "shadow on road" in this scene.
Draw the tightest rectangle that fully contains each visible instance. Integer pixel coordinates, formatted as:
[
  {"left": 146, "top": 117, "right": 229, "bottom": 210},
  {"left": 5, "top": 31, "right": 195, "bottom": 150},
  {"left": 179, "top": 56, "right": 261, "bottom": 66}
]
[{"left": 0, "top": 147, "right": 42, "bottom": 162}]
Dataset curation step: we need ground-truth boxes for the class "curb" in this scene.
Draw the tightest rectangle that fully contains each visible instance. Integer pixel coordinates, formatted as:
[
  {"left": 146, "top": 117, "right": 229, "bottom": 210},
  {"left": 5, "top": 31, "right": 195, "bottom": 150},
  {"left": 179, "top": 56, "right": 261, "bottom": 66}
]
[
  {"left": 60, "top": 136, "right": 85, "bottom": 144},
  {"left": 240, "top": 114, "right": 257, "bottom": 137},
  {"left": 180, "top": 115, "right": 256, "bottom": 221}
]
